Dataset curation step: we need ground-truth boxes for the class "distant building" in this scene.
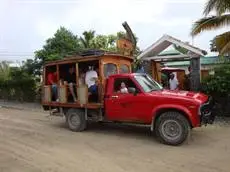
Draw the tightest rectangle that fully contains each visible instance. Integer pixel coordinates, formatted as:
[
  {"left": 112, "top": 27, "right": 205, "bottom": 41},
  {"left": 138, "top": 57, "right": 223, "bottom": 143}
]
[{"left": 162, "top": 49, "right": 229, "bottom": 75}]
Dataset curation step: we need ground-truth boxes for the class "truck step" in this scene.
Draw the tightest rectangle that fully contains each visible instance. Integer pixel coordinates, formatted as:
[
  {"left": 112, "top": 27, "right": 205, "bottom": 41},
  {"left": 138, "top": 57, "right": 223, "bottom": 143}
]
[{"left": 49, "top": 110, "right": 63, "bottom": 117}]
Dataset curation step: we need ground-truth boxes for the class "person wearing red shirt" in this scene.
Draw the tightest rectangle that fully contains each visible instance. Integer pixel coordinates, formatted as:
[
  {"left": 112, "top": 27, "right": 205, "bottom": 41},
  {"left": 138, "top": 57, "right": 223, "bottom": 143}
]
[{"left": 47, "top": 70, "right": 58, "bottom": 101}]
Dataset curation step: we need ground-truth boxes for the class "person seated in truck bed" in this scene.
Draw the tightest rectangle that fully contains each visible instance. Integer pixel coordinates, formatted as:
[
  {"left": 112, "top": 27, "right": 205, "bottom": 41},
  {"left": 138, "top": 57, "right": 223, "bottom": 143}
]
[
  {"left": 47, "top": 69, "right": 58, "bottom": 102},
  {"left": 65, "top": 66, "right": 77, "bottom": 102},
  {"left": 85, "top": 66, "right": 99, "bottom": 102}
]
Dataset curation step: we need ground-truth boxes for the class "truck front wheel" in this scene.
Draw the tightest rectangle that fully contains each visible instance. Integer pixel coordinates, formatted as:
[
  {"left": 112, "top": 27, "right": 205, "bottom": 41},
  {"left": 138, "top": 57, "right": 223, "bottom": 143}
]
[
  {"left": 155, "top": 111, "right": 190, "bottom": 146},
  {"left": 66, "top": 108, "right": 86, "bottom": 132}
]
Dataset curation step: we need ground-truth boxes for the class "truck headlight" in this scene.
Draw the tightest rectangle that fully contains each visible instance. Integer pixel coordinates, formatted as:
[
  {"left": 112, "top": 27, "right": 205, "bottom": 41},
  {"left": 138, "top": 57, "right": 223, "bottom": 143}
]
[{"left": 198, "top": 105, "right": 202, "bottom": 115}]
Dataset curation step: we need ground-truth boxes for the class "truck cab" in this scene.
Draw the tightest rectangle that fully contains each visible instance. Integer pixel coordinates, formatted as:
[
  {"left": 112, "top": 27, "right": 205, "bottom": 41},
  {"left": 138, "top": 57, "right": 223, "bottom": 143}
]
[{"left": 42, "top": 51, "right": 215, "bottom": 146}]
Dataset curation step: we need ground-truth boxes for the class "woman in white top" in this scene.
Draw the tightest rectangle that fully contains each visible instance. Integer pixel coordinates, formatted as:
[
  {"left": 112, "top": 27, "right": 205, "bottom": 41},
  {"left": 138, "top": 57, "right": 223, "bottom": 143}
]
[{"left": 120, "top": 82, "right": 128, "bottom": 93}]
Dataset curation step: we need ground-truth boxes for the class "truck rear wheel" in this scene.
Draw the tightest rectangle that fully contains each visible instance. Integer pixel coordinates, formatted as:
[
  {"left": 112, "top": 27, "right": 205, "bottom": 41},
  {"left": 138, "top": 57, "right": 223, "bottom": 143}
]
[
  {"left": 155, "top": 111, "right": 190, "bottom": 146},
  {"left": 66, "top": 108, "right": 86, "bottom": 132}
]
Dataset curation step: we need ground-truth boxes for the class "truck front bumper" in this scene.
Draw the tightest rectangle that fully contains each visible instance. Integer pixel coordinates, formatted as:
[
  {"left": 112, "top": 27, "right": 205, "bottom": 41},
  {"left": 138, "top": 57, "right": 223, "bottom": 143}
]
[
  {"left": 200, "top": 96, "right": 215, "bottom": 125},
  {"left": 201, "top": 112, "right": 215, "bottom": 125}
]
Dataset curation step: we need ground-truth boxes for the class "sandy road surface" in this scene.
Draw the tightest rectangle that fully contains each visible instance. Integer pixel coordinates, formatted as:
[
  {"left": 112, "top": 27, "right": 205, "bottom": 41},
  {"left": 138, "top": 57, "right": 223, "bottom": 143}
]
[{"left": 0, "top": 108, "right": 230, "bottom": 172}]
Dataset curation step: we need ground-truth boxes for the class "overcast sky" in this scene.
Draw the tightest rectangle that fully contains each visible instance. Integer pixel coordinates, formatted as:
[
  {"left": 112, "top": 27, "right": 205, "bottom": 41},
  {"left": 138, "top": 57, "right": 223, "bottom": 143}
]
[{"left": 0, "top": 0, "right": 229, "bottom": 61}]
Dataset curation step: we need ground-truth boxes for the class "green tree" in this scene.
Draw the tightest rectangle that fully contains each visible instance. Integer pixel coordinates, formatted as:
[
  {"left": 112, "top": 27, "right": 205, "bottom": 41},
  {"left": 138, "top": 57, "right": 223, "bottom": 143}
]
[
  {"left": 116, "top": 31, "right": 127, "bottom": 39},
  {"left": 191, "top": 0, "right": 230, "bottom": 55},
  {"left": 34, "top": 27, "right": 82, "bottom": 74},
  {"left": 210, "top": 39, "right": 217, "bottom": 52},
  {"left": 79, "top": 30, "right": 140, "bottom": 53},
  {"left": 34, "top": 27, "right": 141, "bottom": 72},
  {"left": 21, "top": 59, "right": 40, "bottom": 76},
  {"left": 80, "top": 30, "right": 96, "bottom": 48},
  {"left": 90, "top": 34, "right": 117, "bottom": 51},
  {"left": 35, "top": 27, "right": 82, "bottom": 63}
]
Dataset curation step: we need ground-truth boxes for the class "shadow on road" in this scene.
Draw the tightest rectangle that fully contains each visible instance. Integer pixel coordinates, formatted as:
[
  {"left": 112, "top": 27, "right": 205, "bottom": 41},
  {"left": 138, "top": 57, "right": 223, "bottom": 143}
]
[
  {"left": 53, "top": 120, "right": 158, "bottom": 142},
  {"left": 49, "top": 119, "right": 228, "bottom": 147}
]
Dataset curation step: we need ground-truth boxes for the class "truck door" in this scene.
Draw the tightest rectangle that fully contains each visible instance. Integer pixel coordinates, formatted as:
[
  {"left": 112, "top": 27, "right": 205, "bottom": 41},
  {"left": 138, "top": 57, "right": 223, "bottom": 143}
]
[{"left": 105, "top": 77, "right": 150, "bottom": 123}]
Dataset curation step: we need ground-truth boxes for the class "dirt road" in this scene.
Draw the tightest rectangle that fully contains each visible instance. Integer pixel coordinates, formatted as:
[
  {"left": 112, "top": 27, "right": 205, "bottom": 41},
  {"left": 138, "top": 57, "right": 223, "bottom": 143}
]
[{"left": 0, "top": 108, "right": 230, "bottom": 172}]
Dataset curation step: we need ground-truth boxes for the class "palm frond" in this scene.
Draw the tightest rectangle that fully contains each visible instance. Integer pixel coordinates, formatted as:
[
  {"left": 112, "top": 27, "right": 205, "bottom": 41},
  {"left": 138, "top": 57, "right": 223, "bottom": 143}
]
[
  {"left": 82, "top": 30, "right": 95, "bottom": 41},
  {"left": 80, "top": 37, "right": 87, "bottom": 48},
  {"left": 204, "top": 0, "right": 230, "bottom": 16},
  {"left": 0, "top": 61, "right": 11, "bottom": 80},
  {"left": 213, "top": 31, "right": 230, "bottom": 54},
  {"left": 81, "top": 30, "right": 95, "bottom": 48},
  {"left": 220, "top": 41, "right": 230, "bottom": 55},
  {"left": 191, "top": 14, "right": 230, "bottom": 36}
]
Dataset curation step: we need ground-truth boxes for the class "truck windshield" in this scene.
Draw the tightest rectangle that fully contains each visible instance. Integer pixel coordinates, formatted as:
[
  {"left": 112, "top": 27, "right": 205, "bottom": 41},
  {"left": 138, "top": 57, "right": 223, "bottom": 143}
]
[{"left": 134, "top": 74, "right": 163, "bottom": 92}]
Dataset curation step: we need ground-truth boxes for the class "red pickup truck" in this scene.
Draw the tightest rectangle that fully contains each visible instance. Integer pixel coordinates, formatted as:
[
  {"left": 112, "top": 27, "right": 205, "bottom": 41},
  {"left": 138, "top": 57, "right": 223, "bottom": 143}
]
[
  {"left": 42, "top": 53, "right": 215, "bottom": 146},
  {"left": 63, "top": 73, "right": 215, "bottom": 145}
]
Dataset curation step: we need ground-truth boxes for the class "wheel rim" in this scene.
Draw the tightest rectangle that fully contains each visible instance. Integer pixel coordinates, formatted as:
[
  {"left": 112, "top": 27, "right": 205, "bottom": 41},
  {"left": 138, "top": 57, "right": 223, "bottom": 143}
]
[
  {"left": 161, "top": 120, "right": 182, "bottom": 141},
  {"left": 70, "top": 114, "right": 80, "bottom": 128}
]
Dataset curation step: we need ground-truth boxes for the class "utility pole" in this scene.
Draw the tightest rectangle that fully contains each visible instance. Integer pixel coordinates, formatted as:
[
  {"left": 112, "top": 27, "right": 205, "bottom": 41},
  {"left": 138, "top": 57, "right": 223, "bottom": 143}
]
[{"left": 192, "top": 36, "right": 194, "bottom": 46}]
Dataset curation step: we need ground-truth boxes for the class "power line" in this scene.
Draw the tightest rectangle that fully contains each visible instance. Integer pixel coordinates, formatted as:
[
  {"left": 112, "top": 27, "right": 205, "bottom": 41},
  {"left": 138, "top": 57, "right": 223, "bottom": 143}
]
[
  {"left": 0, "top": 55, "right": 34, "bottom": 56},
  {"left": 0, "top": 51, "right": 35, "bottom": 53},
  {"left": 0, "top": 51, "right": 35, "bottom": 56}
]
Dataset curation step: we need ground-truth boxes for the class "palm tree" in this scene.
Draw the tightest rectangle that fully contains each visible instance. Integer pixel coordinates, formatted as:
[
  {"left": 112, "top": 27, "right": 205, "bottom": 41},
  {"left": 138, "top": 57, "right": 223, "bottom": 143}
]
[
  {"left": 191, "top": 0, "right": 230, "bottom": 55},
  {"left": 0, "top": 61, "right": 11, "bottom": 80},
  {"left": 80, "top": 30, "right": 95, "bottom": 48}
]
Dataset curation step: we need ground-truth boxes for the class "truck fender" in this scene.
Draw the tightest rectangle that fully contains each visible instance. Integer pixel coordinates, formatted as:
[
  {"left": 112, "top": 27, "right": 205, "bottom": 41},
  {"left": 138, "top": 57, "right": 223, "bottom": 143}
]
[{"left": 150, "top": 104, "right": 195, "bottom": 131}]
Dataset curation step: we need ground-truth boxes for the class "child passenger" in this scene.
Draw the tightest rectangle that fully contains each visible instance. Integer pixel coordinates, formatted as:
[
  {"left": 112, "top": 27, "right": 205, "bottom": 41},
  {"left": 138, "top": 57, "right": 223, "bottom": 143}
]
[{"left": 120, "top": 82, "right": 128, "bottom": 93}]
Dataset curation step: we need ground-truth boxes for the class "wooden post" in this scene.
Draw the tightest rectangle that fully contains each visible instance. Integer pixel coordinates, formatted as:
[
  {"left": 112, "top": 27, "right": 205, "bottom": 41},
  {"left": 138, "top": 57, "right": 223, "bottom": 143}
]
[
  {"left": 99, "top": 59, "right": 103, "bottom": 103},
  {"left": 56, "top": 65, "right": 59, "bottom": 81},
  {"left": 42, "top": 66, "right": 46, "bottom": 102},
  {"left": 56, "top": 64, "right": 60, "bottom": 100},
  {"left": 190, "top": 57, "right": 201, "bottom": 91},
  {"left": 43, "top": 66, "right": 46, "bottom": 85},
  {"left": 142, "top": 60, "right": 152, "bottom": 76},
  {"left": 76, "top": 63, "right": 79, "bottom": 86},
  {"left": 152, "top": 60, "right": 161, "bottom": 83}
]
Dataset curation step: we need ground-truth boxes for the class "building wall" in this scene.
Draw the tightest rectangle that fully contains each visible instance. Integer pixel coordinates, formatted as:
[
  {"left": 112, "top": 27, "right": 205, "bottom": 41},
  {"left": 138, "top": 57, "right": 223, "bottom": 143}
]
[{"left": 166, "top": 64, "right": 218, "bottom": 74}]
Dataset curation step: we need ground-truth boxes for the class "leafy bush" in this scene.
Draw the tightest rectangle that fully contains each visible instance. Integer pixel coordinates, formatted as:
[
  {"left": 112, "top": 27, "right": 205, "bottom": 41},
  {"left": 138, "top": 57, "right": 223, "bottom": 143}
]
[
  {"left": 0, "top": 64, "right": 37, "bottom": 102},
  {"left": 201, "top": 64, "right": 230, "bottom": 96},
  {"left": 200, "top": 64, "right": 230, "bottom": 116},
  {"left": 0, "top": 78, "right": 36, "bottom": 102}
]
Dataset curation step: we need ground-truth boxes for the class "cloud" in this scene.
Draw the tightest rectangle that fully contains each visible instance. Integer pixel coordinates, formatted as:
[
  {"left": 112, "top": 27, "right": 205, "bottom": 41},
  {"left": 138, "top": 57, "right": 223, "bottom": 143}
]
[
  {"left": 35, "top": 20, "right": 59, "bottom": 40},
  {"left": 155, "top": 17, "right": 192, "bottom": 27},
  {"left": 33, "top": 0, "right": 204, "bottom": 39},
  {"left": 0, "top": 0, "right": 226, "bottom": 62},
  {"left": 35, "top": 0, "right": 167, "bottom": 37}
]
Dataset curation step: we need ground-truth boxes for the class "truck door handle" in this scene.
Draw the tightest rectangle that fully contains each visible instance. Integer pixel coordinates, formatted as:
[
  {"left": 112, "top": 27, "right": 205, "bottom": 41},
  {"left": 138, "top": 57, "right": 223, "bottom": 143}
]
[{"left": 111, "top": 95, "right": 118, "bottom": 99}]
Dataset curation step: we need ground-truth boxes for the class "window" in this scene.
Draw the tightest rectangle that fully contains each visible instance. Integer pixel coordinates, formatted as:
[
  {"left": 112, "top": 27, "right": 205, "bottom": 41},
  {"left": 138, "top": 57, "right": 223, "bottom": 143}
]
[
  {"left": 113, "top": 77, "right": 139, "bottom": 93},
  {"left": 104, "top": 63, "right": 117, "bottom": 78},
  {"left": 134, "top": 74, "right": 163, "bottom": 92},
  {"left": 119, "top": 64, "right": 129, "bottom": 74}
]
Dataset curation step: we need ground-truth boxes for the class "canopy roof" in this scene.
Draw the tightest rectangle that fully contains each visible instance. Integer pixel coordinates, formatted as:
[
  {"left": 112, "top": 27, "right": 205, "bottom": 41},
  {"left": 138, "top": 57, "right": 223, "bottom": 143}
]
[
  {"left": 165, "top": 56, "right": 229, "bottom": 67},
  {"left": 161, "top": 67, "right": 185, "bottom": 71},
  {"left": 138, "top": 34, "right": 207, "bottom": 61}
]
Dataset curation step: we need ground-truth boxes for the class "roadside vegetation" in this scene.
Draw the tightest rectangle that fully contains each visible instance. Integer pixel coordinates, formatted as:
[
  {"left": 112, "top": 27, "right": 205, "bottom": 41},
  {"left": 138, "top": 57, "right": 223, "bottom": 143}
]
[
  {"left": 192, "top": 0, "right": 230, "bottom": 116},
  {"left": 0, "top": 27, "right": 140, "bottom": 102},
  {"left": 1, "top": 0, "right": 230, "bottom": 116}
]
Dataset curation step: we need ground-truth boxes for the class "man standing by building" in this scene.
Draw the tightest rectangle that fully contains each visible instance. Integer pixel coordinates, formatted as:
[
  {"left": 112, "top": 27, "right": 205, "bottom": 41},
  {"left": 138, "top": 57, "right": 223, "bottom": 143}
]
[
  {"left": 135, "top": 63, "right": 145, "bottom": 73},
  {"left": 184, "top": 66, "right": 191, "bottom": 91},
  {"left": 169, "top": 73, "right": 179, "bottom": 90}
]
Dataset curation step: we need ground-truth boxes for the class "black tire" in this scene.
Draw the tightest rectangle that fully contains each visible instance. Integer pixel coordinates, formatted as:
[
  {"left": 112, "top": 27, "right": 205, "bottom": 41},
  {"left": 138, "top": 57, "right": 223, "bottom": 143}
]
[
  {"left": 155, "top": 111, "right": 190, "bottom": 146},
  {"left": 66, "top": 108, "right": 86, "bottom": 132}
]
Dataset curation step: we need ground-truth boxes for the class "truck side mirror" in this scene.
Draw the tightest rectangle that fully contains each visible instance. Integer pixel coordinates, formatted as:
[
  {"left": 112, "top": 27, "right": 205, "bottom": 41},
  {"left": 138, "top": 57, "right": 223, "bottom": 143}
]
[{"left": 128, "top": 87, "right": 137, "bottom": 96}]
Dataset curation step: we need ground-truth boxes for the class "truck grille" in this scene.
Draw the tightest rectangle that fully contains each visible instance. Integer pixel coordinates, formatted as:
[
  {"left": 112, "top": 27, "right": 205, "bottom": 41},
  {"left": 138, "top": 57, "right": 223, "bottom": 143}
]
[{"left": 200, "top": 96, "right": 214, "bottom": 115}]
